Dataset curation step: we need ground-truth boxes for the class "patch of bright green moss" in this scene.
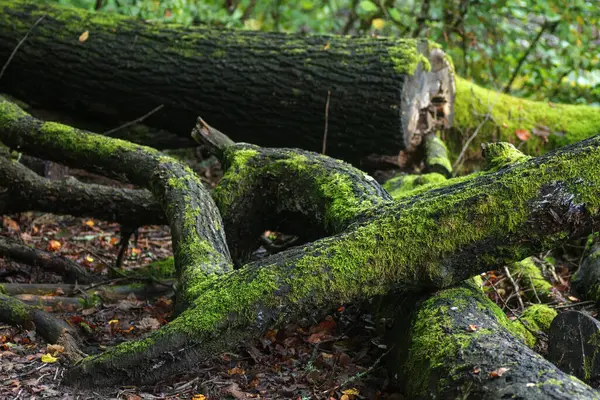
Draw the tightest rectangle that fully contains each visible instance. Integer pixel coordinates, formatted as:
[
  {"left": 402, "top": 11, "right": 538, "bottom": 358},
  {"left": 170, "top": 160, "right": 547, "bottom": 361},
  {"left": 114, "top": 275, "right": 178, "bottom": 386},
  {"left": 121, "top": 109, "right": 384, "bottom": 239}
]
[
  {"left": 215, "top": 146, "right": 379, "bottom": 232},
  {"left": 482, "top": 142, "right": 531, "bottom": 171},
  {"left": 144, "top": 257, "right": 176, "bottom": 278},
  {"left": 520, "top": 304, "right": 557, "bottom": 334},
  {"left": 511, "top": 257, "right": 553, "bottom": 300},
  {"left": 383, "top": 173, "right": 448, "bottom": 200}
]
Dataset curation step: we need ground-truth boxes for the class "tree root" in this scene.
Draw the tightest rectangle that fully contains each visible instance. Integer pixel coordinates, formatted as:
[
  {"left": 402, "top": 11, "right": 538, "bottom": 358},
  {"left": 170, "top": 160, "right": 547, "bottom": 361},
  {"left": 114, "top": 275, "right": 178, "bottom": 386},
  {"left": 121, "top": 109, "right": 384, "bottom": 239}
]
[
  {"left": 0, "top": 293, "right": 84, "bottom": 362},
  {"left": 0, "top": 235, "right": 96, "bottom": 284}
]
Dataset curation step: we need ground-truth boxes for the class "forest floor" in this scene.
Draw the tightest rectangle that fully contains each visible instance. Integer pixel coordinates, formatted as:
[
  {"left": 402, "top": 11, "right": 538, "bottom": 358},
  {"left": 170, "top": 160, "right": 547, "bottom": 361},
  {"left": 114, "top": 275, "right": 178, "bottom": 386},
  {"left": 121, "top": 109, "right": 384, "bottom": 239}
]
[
  {"left": 0, "top": 150, "right": 594, "bottom": 400},
  {"left": 0, "top": 152, "right": 397, "bottom": 400}
]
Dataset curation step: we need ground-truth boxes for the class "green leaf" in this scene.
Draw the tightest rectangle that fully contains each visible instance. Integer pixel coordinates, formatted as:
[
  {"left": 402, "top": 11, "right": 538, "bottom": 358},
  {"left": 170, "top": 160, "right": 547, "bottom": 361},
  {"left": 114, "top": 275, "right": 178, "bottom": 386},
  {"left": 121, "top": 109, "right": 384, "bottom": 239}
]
[
  {"left": 359, "top": 0, "right": 378, "bottom": 13},
  {"left": 388, "top": 7, "right": 402, "bottom": 22}
]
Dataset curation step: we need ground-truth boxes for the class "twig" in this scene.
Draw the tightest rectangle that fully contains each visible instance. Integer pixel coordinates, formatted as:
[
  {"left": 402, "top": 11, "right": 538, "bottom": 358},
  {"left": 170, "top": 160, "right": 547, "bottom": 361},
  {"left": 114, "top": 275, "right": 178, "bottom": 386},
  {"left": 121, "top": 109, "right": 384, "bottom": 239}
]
[
  {"left": 103, "top": 104, "right": 164, "bottom": 135},
  {"left": 527, "top": 271, "right": 543, "bottom": 304},
  {"left": 451, "top": 113, "right": 490, "bottom": 173},
  {"left": 503, "top": 265, "right": 525, "bottom": 310},
  {"left": 552, "top": 300, "right": 595, "bottom": 310},
  {"left": 503, "top": 20, "right": 558, "bottom": 93},
  {"left": 322, "top": 90, "right": 331, "bottom": 155},
  {"left": 321, "top": 347, "right": 392, "bottom": 395},
  {"left": 0, "top": 15, "right": 46, "bottom": 82}
]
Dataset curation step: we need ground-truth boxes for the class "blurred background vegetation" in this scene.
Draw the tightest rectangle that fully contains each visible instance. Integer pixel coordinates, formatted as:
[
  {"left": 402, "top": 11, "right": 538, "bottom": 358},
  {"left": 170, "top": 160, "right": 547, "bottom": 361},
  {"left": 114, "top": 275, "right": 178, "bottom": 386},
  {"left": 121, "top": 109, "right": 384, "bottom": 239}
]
[{"left": 47, "top": 0, "right": 599, "bottom": 105}]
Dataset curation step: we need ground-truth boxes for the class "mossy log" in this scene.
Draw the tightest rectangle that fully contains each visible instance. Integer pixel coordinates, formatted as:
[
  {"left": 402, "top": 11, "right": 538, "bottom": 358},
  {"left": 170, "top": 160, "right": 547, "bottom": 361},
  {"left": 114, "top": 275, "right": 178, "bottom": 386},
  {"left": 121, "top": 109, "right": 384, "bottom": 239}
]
[
  {"left": 0, "top": 0, "right": 454, "bottom": 167},
  {"left": 390, "top": 280, "right": 598, "bottom": 399},
  {"left": 449, "top": 77, "right": 600, "bottom": 173},
  {"left": 2, "top": 97, "right": 600, "bottom": 388}
]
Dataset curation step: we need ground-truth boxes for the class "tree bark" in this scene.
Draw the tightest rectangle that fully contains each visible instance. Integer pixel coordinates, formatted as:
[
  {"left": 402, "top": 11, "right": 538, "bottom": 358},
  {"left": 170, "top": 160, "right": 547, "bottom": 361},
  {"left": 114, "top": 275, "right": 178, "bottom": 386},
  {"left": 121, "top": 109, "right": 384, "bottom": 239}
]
[
  {"left": 2, "top": 97, "right": 600, "bottom": 388},
  {"left": 0, "top": 0, "right": 455, "bottom": 167}
]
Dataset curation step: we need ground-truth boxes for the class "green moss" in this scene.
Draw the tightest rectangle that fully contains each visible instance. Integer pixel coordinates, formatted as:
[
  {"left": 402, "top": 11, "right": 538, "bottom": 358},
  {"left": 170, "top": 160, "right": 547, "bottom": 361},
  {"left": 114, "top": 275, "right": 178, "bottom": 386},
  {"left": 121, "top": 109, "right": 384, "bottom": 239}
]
[
  {"left": 0, "top": 293, "right": 29, "bottom": 322},
  {"left": 511, "top": 257, "right": 553, "bottom": 300},
  {"left": 520, "top": 304, "right": 557, "bottom": 334},
  {"left": 215, "top": 146, "right": 376, "bottom": 232},
  {"left": 482, "top": 142, "right": 531, "bottom": 171},
  {"left": 450, "top": 76, "right": 600, "bottom": 172},
  {"left": 386, "top": 40, "right": 429, "bottom": 75},
  {"left": 383, "top": 173, "right": 448, "bottom": 200},
  {"left": 144, "top": 257, "right": 175, "bottom": 278},
  {"left": 0, "top": 284, "right": 6, "bottom": 295}
]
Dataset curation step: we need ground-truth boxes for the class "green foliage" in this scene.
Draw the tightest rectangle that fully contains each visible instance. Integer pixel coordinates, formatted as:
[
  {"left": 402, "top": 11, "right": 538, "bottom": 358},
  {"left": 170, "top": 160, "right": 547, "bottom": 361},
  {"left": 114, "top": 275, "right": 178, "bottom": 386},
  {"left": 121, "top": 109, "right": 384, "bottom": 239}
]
[{"left": 45, "top": 0, "right": 599, "bottom": 105}]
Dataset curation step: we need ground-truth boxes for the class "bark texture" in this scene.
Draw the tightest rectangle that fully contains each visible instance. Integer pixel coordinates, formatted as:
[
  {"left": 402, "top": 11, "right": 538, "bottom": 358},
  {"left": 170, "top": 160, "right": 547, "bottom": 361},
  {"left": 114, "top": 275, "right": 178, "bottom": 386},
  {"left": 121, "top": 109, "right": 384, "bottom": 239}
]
[{"left": 0, "top": 0, "right": 454, "bottom": 166}]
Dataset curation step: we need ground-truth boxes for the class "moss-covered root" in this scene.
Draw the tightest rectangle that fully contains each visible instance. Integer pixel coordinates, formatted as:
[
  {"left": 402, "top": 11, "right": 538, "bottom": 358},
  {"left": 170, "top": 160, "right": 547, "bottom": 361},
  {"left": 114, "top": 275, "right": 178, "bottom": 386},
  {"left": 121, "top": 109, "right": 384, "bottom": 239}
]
[
  {"left": 422, "top": 133, "right": 452, "bottom": 177},
  {"left": 0, "top": 97, "right": 232, "bottom": 306},
  {"left": 213, "top": 143, "right": 392, "bottom": 263},
  {"left": 66, "top": 133, "right": 600, "bottom": 387},
  {"left": 0, "top": 293, "right": 83, "bottom": 362},
  {"left": 510, "top": 257, "right": 556, "bottom": 302},
  {"left": 450, "top": 76, "right": 600, "bottom": 173},
  {"left": 394, "top": 280, "right": 597, "bottom": 399}
]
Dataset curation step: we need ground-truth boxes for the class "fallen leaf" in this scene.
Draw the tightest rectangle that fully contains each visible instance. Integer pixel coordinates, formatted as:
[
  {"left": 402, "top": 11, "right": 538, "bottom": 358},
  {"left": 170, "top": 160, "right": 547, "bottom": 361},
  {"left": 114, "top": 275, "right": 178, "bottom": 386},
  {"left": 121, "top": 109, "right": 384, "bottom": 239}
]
[
  {"left": 84, "top": 219, "right": 95, "bottom": 227},
  {"left": 568, "top": 295, "right": 579, "bottom": 302},
  {"left": 79, "top": 30, "right": 89, "bottom": 43},
  {"left": 41, "top": 353, "right": 58, "bottom": 363},
  {"left": 47, "top": 344, "right": 64, "bottom": 356},
  {"left": 343, "top": 388, "right": 360, "bottom": 396},
  {"left": 228, "top": 366, "right": 245, "bottom": 375},
  {"left": 472, "top": 366, "right": 481, "bottom": 374},
  {"left": 323, "top": 42, "right": 331, "bottom": 50},
  {"left": 47, "top": 240, "right": 62, "bottom": 252},
  {"left": 466, "top": 324, "right": 479, "bottom": 332},
  {"left": 307, "top": 332, "right": 325, "bottom": 343},
  {"left": 489, "top": 367, "right": 510, "bottom": 378},
  {"left": 515, "top": 129, "right": 530, "bottom": 141},
  {"left": 3, "top": 216, "right": 20, "bottom": 232}
]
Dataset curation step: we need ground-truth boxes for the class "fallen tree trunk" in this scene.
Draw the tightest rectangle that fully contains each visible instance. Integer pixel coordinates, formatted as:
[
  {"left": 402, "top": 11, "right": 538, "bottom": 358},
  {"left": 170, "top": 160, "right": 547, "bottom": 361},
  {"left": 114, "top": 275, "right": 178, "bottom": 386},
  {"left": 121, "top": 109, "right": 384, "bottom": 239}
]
[
  {"left": 1, "top": 97, "right": 600, "bottom": 388},
  {"left": 389, "top": 279, "right": 599, "bottom": 399},
  {"left": 0, "top": 0, "right": 454, "bottom": 167}
]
